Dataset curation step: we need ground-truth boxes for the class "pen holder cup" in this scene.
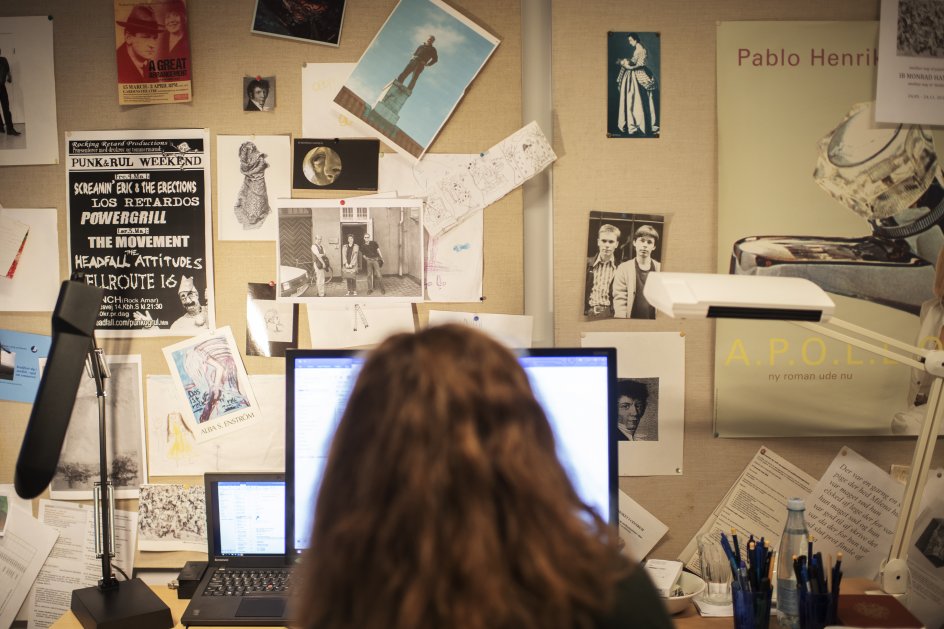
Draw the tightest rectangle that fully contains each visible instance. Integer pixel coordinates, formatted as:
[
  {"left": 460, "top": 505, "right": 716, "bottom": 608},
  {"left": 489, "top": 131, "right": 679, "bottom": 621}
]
[
  {"left": 798, "top": 590, "right": 834, "bottom": 629},
  {"left": 698, "top": 533, "right": 732, "bottom": 605},
  {"left": 732, "top": 588, "right": 773, "bottom": 629}
]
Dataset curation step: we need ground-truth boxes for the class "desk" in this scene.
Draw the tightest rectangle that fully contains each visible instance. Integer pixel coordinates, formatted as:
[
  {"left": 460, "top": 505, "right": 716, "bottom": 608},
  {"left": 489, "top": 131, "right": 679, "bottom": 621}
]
[{"left": 50, "top": 579, "right": 877, "bottom": 629}]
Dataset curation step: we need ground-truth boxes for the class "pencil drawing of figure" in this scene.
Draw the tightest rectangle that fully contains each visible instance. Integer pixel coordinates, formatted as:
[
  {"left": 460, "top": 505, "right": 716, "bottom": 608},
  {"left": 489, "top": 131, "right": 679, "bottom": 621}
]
[
  {"left": 234, "top": 141, "right": 272, "bottom": 229},
  {"left": 165, "top": 410, "right": 195, "bottom": 460}
]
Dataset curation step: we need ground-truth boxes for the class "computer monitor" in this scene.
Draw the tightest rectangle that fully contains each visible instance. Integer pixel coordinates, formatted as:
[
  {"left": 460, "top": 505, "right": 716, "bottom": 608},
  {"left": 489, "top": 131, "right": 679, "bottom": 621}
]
[{"left": 285, "top": 346, "right": 618, "bottom": 560}]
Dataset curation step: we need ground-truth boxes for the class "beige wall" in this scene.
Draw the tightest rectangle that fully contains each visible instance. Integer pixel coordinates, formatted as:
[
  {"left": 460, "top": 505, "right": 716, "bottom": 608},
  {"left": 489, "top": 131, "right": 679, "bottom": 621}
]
[{"left": 1, "top": 0, "right": 940, "bottom": 570}]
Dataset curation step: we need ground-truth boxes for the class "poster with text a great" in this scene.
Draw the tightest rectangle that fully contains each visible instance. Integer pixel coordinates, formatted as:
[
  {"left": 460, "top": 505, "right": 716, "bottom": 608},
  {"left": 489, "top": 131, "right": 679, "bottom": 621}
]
[
  {"left": 716, "top": 22, "right": 944, "bottom": 437},
  {"left": 114, "top": 0, "right": 192, "bottom": 105},
  {"left": 66, "top": 129, "right": 215, "bottom": 337}
]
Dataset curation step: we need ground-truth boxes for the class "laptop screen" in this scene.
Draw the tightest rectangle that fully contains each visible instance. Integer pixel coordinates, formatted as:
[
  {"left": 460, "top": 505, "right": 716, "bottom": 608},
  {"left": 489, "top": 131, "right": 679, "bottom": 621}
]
[
  {"left": 205, "top": 473, "right": 286, "bottom": 561},
  {"left": 285, "top": 347, "right": 617, "bottom": 559}
]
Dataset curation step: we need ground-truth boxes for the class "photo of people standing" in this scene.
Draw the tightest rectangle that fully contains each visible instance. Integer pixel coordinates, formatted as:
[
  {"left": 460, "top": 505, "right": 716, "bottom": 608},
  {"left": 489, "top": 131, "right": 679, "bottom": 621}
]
[
  {"left": 583, "top": 211, "right": 665, "bottom": 320},
  {"left": 276, "top": 200, "right": 423, "bottom": 301},
  {"left": 607, "top": 31, "right": 660, "bottom": 138}
]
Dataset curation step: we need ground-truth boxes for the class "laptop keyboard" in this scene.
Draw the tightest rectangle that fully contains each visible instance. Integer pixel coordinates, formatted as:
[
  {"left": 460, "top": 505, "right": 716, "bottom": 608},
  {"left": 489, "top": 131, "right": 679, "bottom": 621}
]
[{"left": 204, "top": 568, "right": 292, "bottom": 596}]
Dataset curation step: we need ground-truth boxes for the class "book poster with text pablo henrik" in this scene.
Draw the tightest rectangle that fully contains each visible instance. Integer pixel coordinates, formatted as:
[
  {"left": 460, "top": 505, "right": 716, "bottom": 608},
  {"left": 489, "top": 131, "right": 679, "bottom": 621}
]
[
  {"left": 67, "top": 129, "right": 214, "bottom": 337},
  {"left": 716, "top": 21, "right": 944, "bottom": 436}
]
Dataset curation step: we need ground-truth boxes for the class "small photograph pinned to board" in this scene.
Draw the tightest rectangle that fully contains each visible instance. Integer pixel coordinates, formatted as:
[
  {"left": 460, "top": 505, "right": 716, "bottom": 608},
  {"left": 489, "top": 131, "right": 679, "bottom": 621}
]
[
  {"left": 244, "top": 75, "right": 276, "bottom": 111},
  {"left": 250, "top": 0, "right": 346, "bottom": 47},
  {"left": 607, "top": 31, "right": 661, "bottom": 138},
  {"left": 292, "top": 138, "right": 379, "bottom": 192},
  {"left": 332, "top": 0, "right": 499, "bottom": 161}
]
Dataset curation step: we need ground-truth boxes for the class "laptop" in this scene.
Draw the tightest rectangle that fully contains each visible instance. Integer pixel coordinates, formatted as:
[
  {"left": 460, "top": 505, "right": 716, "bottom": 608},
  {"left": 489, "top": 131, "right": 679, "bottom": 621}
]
[{"left": 181, "top": 473, "right": 291, "bottom": 626}]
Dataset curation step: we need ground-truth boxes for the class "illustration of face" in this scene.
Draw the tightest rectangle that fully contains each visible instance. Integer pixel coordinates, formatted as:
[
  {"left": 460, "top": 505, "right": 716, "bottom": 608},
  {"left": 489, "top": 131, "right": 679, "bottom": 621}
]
[
  {"left": 634, "top": 236, "right": 656, "bottom": 260},
  {"left": 251, "top": 86, "right": 267, "bottom": 105},
  {"left": 165, "top": 11, "right": 183, "bottom": 34},
  {"left": 597, "top": 230, "right": 618, "bottom": 260},
  {"left": 127, "top": 31, "right": 159, "bottom": 61},
  {"left": 179, "top": 288, "right": 201, "bottom": 315},
  {"left": 304, "top": 146, "right": 342, "bottom": 186},
  {"left": 618, "top": 394, "right": 645, "bottom": 426}
]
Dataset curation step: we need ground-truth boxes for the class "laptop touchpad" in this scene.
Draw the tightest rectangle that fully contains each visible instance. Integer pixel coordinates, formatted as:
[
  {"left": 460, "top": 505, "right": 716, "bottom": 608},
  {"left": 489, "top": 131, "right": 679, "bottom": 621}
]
[{"left": 235, "top": 597, "right": 286, "bottom": 617}]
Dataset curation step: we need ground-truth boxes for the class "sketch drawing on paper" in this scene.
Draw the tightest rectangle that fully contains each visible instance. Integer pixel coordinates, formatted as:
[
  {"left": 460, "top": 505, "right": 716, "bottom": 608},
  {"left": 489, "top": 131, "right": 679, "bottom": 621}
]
[
  {"left": 234, "top": 141, "right": 272, "bottom": 230},
  {"left": 139, "top": 484, "right": 206, "bottom": 542}
]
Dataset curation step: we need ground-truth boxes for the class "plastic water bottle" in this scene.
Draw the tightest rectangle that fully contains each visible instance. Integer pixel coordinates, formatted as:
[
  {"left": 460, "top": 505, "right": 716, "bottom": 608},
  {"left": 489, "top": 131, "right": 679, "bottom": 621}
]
[{"left": 776, "top": 498, "right": 809, "bottom": 629}]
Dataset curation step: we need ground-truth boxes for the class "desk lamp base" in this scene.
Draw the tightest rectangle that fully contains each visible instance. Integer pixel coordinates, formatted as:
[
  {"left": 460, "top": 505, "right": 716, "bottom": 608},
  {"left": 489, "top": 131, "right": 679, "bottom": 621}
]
[{"left": 71, "top": 577, "right": 173, "bottom": 629}]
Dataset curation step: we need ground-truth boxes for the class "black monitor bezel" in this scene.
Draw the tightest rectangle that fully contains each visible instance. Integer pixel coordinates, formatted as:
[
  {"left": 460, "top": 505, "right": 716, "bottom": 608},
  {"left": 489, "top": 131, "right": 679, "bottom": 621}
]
[{"left": 284, "top": 346, "right": 619, "bottom": 561}]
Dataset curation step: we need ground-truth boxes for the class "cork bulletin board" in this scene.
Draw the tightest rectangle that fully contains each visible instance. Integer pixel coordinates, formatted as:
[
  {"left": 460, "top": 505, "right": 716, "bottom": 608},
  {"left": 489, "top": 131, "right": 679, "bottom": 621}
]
[
  {"left": 0, "top": 0, "right": 521, "bottom": 567},
  {"left": 1, "top": 0, "right": 941, "bottom": 572}
]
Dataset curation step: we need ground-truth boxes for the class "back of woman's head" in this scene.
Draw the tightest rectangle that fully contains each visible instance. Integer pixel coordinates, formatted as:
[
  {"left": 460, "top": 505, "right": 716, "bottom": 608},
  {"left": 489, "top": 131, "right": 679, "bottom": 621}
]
[{"left": 293, "top": 324, "right": 625, "bottom": 629}]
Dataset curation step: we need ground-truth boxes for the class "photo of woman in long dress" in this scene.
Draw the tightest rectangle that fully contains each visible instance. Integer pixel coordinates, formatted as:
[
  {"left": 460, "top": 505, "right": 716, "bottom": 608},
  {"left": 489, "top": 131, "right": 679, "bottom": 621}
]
[{"left": 608, "top": 32, "right": 660, "bottom": 138}]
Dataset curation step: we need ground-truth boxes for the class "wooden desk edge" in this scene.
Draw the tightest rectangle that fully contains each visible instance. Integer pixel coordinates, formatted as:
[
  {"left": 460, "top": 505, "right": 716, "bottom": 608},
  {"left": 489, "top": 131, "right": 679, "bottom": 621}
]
[{"left": 50, "top": 578, "right": 879, "bottom": 628}]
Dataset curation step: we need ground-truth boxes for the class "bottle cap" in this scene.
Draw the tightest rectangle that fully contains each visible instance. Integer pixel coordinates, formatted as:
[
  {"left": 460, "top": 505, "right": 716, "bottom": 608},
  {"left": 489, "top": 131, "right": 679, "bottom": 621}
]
[{"left": 787, "top": 497, "right": 805, "bottom": 510}]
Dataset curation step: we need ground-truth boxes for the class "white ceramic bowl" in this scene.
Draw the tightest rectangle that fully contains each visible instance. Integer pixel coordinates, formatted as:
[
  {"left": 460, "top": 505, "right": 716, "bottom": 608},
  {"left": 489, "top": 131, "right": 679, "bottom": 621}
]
[{"left": 662, "top": 571, "right": 706, "bottom": 615}]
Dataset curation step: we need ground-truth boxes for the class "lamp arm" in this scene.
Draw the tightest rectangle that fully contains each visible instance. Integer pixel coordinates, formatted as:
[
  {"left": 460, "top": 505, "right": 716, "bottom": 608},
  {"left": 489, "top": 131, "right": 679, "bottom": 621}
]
[
  {"left": 792, "top": 318, "right": 925, "bottom": 370},
  {"left": 792, "top": 316, "right": 944, "bottom": 598}
]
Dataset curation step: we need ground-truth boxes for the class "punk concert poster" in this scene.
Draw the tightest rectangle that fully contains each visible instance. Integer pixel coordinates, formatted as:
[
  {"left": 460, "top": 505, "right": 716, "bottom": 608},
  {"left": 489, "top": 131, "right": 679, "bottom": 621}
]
[
  {"left": 66, "top": 129, "right": 215, "bottom": 337},
  {"left": 114, "top": 0, "right": 193, "bottom": 105}
]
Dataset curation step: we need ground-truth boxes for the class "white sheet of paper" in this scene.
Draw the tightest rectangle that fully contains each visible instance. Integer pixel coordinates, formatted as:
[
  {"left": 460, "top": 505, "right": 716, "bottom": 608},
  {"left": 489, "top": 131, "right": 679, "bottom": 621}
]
[
  {"left": 875, "top": 0, "right": 944, "bottom": 125},
  {"left": 618, "top": 489, "right": 668, "bottom": 562},
  {"left": 0, "top": 209, "right": 60, "bottom": 312},
  {"left": 0, "top": 504, "right": 58, "bottom": 629},
  {"left": 217, "top": 135, "right": 291, "bottom": 241},
  {"left": 301, "top": 63, "right": 366, "bottom": 138},
  {"left": 28, "top": 500, "right": 136, "bottom": 629},
  {"left": 306, "top": 302, "right": 415, "bottom": 348},
  {"left": 137, "top": 484, "right": 207, "bottom": 552},
  {"left": 424, "top": 121, "right": 556, "bottom": 237},
  {"left": 427, "top": 310, "right": 532, "bottom": 348},
  {"left": 806, "top": 447, "right": 903, "bottom": 579},
  {"left": 0, "top": 212, "right": 29, "bottom": 276},
  {"left": 147, "top": 374, "right": 284, "bottom": 476},
  {"left": 581, "top": 331, "right": 684, "bottom": 476},
  {"left": 678, "top": 447, "right": 817, "bottom": 572},
  {"left": 50, "top": 355, "right": 147, "bottom": 501},
  {"left": 0, "top": 17, "right": 58, "bottom": 166},
  {"left": 377, "top": 152, "right": 484, "bottom": 302},
  {"left": 906, "top": 469, "right": 944, "bottom": 629}
]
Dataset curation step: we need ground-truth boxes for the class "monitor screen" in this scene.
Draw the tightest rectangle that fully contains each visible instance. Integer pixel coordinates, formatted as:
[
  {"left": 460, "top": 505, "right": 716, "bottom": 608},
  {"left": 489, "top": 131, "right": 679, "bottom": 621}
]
[
  {"left": 204, "top": 472, "right": 286, "bottom": 562},
  {"left": 285, "top": 347, "right": 617, "bottom": 559}
]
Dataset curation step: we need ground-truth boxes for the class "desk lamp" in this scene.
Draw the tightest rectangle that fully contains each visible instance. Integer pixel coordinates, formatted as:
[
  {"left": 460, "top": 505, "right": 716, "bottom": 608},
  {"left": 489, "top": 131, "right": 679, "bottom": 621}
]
[
  {"left": 644, "top": 272, "right": 943, "bottom": 599},
  {"left": 14, "top": 278, "right": 172, "bottom": 629}
]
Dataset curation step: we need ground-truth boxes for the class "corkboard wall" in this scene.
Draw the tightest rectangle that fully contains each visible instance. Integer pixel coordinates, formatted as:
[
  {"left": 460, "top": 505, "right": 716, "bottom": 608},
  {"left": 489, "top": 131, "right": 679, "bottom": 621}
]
[
  {"left": 0, "top": 0, "right": 521, "bottom": 566},
  {"left": 553, "top": 0, "right": 943, "bottom": 561}
]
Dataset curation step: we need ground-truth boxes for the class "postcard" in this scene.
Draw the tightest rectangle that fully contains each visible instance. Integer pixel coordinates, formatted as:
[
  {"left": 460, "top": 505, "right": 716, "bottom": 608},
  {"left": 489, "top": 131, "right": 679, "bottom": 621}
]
[
  {"left": 251, "top": 0, "right": 345, "bottom": 47},
  {"left": 0, "top": 328, "right": 51, "bottom": 403},
  {"left": 114, "top": 0, "right": 192, "bottom": 105},
  {"left": 332, "top": 0, "right": 499, "bottom": 161},
  {"left": 876, "top": 0, "right": 944, "bottom": 125},
  {"left": 607, "top": 32, "right": 661, "bottom": 138},
  {"left": 162, "top": 326, "right": 260, "bottom": 442},
  {"left": 583, "top": 211, "right": 666, "bottom": 321},
  {"left": 292, "top": 138, "right": 379, "bottom": 192}
]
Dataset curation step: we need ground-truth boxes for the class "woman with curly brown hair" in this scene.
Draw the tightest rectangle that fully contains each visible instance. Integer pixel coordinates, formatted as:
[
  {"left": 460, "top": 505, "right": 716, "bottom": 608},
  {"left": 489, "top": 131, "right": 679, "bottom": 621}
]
[{"left": 292, "top": 324, "right": 671, "bottom": 629}]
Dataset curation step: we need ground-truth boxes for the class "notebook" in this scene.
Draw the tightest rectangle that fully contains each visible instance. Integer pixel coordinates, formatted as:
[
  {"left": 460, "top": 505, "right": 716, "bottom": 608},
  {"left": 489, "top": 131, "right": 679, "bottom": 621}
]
[{"left": 181, "top": 473, "right": 291, "bottom": 626}]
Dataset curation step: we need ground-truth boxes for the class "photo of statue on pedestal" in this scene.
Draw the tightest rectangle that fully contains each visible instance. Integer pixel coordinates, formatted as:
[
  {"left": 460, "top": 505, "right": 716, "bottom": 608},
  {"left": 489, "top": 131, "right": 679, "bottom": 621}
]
[{"left": 332, "top": 0, "right": 499, "bottom": 161}]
